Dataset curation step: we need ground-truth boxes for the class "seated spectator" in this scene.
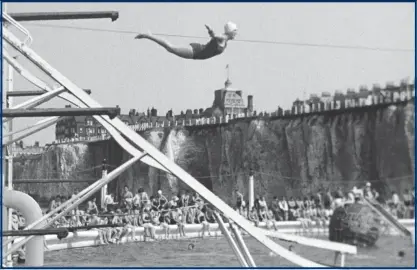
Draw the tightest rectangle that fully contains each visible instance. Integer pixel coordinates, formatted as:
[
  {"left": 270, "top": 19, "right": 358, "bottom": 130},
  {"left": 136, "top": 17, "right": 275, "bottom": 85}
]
[
  {"left": 335, "top": 187, "right": 344, "bottom": 200},
  {"left": 303, "top": 196, "right": 311, "bottom": 209},
  {"left": 314, "top": 191, "right": 323, "bottom": 209},
  {"left": 309, "top": 205, "right": 324, "bottom": 228},
  {"left": 248, "top": 207, "right": 259, "bottom": 227},
  {"left": 344, "top": 191, "right": 355, "bottom": 206},
  {"left": 234, "top": 189, "right": 244, "bottom": 211},
  {"left": 156, "top": 190, "right": 168, "bottom": 210},
  {"left": 132, "top": 189, "right": 142, "bottom": 210},
  {"left": 178, "top": 191, "right": 186, "bottom": 208},
  {"left": 194, "top": 206, "right": 206, "bottom": 224},
  {"left": 298, "top": 208, "right": 312, "bottom": 232},
  {"left": 323, "top": 189, "right": 333, "bottom": 210},
  {"left": 204, "top": 204, "right": 216, "bottom": 223},
  {"left": 172, "top": 208, "right": 186, "bottom": 237},
  {"left": 271, "top": 196, "right": 283, "bottom": 221},
  {"left": 371, "top": 188, "right": 380, "bottom": 201},
  {"left": 142, "top": 207, "right": 156, "bottom": 240},
  {"left": 122, "top": 210, "right": 138, "bottom": 242},
  {"left": 199, "top": 207, "right": 212, "bottom": 238},
  {"left": 258, "top": 196, "right": 268, "bottom": 221},
  {"left": 150, "top": 196, "right": 159, "bottom": 211},
  {"left": 71, "top": 189, "right": 80, "bottom": 200},
  {"left": 278, "top": 197, "right": 289, "bottom": 221},
  {"left": 296, "top": 197, "right": 305, "bottom": 211},
  {"left": 391, "top": 191, "right": 400, "bottom": 216},
  {"left": 103, "top": 193, "right": 117, "bottom": 212},
  {"left": 240, "top": 205, "right": 249, "bottom": 219},
  {"left": 287, "top": 197, "right": 297, "bottom": 220},
  {"left": 403, "top": 189, "right": 412, "bottom": 219},
  {"left": 11, "top": 211, "right": 20, "bottom": 230},
  {"left": 138, "top": 187, "right": 150, "bottom": 207},
  {"left": 122, "top": 186, "right": 133, "bottom": 210},
  {"left": 88, "top": 213, "right": 110, "bottom": 245},
  {"left": 364, "top": 183, "right": 374, "bottom": 201},
  {"left": 86, "top": 198, "right": 99, "bottom": 215},
  {"left": 265, "top": 210, "right": 278, "bottom": 231},
  {"left": 308, "top": 195, "right": 316, "bottom": 209},
  {"left": 111, "top": 209, "right": 125, "bottom": 243},
  {"left": 48, "top": 195, "right": 61, "bottom": 214},
  {"left": 168, "top": 196, "right": 179, "bottom": 209}
]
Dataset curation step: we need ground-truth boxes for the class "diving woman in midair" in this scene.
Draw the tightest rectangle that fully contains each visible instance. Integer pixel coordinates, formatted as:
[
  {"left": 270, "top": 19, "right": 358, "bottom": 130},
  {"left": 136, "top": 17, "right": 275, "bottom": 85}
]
[{"left": 135, "top": 22, "right": 238, "bottom": 60}]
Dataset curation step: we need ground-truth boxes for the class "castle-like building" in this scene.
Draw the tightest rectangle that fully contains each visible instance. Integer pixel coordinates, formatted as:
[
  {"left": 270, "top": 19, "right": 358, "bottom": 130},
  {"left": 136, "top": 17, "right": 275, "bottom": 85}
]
[{"left": 55, "top": 78, "right": 254, "bottom": 141}]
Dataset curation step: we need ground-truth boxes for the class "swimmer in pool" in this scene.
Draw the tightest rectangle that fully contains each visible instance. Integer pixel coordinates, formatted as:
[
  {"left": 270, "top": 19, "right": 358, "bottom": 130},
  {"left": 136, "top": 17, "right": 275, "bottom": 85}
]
[{"left": 135, "top": 22, "right": 238, "bottom": 60}]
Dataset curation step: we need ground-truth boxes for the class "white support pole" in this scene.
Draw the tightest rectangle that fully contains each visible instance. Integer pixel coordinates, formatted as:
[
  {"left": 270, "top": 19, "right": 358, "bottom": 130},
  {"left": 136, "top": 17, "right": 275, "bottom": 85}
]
[
  {"left": 2, "top": 26, "right": 324, "bottom": 267},
  {"left": 230, "top": 223, "right": 256, "bottom": 267},
  {"left": 340, "top": 253, "right": 346, "bottom": 267},
  {"left": 213, "top": 212, "right": 249, "bottom": 267},
  {"left": 100, "top": 159, "right": 108, "bottom": 210},
  {"left": 3, "top": 116, "right": 64, "bottom": 147},
  {"left": 248, "top": 170, "right": 254, "bottom": 210},
  {"left": 3, "top": 4, "right": 13, "bottom": 265},
  {"left": 6, "top": 43, "right": 14, "bottom": 269},
  {"left": 3, "top": 49, "right": 52, "bottom": 92},
  {"left": 3, "top": 116, "right": 60, "bottom": 138},
  {"left": 3, "top": 86, "right": 65, "bottom": 123}
]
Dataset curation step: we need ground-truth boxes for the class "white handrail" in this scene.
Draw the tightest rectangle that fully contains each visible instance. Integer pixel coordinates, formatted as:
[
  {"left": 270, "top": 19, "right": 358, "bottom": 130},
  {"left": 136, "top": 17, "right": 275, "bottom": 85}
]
[{"left": 2, "top": 12, "right": 33, "bottom": 46}]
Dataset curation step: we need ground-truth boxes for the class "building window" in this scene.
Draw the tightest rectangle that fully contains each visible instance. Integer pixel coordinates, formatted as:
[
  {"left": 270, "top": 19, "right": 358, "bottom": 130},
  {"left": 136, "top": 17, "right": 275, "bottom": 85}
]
[
  {"left": 71, "top": 128, "right": 75, "bottom": 134},
  {"left": 79, "top": 127, "right": 83, "bottom": 134},
  {"left": 87, "top": 119, "right": 93, "bottom": 126}
]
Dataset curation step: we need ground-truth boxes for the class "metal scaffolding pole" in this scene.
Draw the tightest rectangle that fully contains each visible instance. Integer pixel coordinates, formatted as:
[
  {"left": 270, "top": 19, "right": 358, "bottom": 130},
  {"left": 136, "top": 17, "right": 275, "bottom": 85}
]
[
  {"left": 7, "top": 11, "right": 119, "bottom": 22},
  {"left": 3, "top": 4, "right": 14, "bottom": 264},
  {"left": 3, "top": 107, "right": 121, "bottom": 118},
  {"left": 3, "top": 87, "right": 66, "bottom": 124},
  {"left": 6, "top": 89, "right": 91, "bottom": 97},
  {"left": 213, "top": 212, "right": 249, "bottom": 267}
]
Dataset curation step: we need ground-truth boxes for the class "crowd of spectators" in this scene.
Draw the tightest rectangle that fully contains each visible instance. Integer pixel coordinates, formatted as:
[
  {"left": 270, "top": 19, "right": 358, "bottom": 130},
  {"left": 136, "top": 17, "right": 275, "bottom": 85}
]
[
  {"left": 9, "top": 182, "right": 415, "bottom": 252},
  {"left": 235, "top": 182, "right": 415, "bottom": 226}
]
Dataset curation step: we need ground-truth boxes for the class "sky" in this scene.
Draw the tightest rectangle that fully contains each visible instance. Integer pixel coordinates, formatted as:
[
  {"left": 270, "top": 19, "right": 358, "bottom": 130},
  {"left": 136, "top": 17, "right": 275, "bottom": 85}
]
[{"left": 3, "top": 2, "right": 415, "bottom": 145}]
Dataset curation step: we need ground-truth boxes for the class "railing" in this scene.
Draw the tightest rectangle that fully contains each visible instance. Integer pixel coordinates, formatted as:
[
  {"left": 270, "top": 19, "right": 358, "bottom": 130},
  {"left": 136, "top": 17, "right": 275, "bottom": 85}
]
[{"left": 2, "top": 12, "right": 33, "bottom": 46}]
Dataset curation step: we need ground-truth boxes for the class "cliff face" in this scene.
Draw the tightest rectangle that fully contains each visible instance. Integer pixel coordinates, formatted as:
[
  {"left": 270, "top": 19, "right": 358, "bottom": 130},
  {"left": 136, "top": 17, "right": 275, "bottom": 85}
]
[{"left": 14, "top": 101, "right": 414, "bottom": 205}]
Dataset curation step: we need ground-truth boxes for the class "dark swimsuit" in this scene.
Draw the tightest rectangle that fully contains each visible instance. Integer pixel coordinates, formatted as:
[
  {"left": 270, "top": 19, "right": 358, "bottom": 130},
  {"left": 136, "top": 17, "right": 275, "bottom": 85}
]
[{"left": 190, "top": 37, "right": 226, "bottom": 60}]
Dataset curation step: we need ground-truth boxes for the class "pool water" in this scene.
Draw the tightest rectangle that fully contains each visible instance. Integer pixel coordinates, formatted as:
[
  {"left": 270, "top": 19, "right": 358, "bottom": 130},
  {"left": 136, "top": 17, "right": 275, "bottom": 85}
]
[{"left": 43, "top": 235, "right": 415, "bottom": 267}]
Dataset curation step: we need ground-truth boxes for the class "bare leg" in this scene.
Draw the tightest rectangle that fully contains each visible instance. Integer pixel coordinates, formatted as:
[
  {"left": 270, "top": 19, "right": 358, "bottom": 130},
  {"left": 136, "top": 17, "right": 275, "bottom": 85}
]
[{"left": 135, "top": 32, "right": 194, "bottom": 59}]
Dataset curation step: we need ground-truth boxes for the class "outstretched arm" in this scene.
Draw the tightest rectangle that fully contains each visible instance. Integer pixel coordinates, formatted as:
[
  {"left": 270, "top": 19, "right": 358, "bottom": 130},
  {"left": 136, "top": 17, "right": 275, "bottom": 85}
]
[{"left": 205, "top": 24, "right": 216, "bottom": 38}]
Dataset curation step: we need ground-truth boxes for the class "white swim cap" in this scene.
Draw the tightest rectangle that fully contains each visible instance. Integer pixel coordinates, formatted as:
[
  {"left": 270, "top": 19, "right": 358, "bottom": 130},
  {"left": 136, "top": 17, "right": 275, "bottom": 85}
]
[{"left": 224, "top": 21, "right": 238, "bottom": 35}]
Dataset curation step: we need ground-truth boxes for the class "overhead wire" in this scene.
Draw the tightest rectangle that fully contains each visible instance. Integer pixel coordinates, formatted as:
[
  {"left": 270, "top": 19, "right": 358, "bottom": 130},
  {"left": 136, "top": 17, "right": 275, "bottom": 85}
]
[{"left": 23, "top": 23, "right": 414, "bottom": 53}]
